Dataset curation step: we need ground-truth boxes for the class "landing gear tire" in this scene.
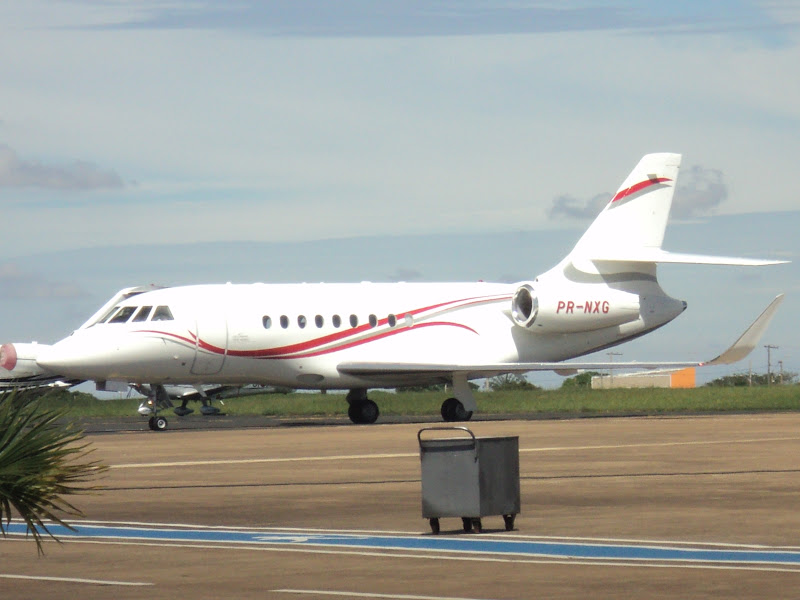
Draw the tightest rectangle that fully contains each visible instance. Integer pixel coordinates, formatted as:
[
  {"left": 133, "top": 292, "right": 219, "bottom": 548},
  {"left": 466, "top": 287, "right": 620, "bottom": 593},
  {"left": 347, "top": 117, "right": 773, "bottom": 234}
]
[
  {"left": 441, "top": 397, "right": 473, "bottom": 422},
  {"left": 348, "top": 399, "right": 379, "bottom": 424},
  {"left": 149, "top": 415, "right": 168, "bottom": 431}
]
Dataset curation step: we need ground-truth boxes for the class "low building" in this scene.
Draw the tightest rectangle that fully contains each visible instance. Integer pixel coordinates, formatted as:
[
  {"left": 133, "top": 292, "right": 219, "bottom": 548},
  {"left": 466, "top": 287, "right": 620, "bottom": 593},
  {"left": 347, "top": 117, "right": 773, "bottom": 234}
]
[{"left": 591, "top": 367, "right": 695, "bottom": 389}]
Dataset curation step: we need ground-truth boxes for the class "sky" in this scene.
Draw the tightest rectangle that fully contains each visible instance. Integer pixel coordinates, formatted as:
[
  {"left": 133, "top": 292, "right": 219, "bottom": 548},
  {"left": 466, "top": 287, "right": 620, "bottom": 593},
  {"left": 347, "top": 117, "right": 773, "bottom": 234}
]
[{"left": 0, "top": 1, "right": 798, "bottom": 389}]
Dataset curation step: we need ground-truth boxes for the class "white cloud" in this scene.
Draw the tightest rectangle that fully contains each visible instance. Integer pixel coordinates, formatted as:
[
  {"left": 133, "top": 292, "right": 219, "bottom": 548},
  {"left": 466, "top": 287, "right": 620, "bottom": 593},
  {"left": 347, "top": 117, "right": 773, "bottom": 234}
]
[{"left": 0, "top": 1, "right": 798, "bottom": 257}]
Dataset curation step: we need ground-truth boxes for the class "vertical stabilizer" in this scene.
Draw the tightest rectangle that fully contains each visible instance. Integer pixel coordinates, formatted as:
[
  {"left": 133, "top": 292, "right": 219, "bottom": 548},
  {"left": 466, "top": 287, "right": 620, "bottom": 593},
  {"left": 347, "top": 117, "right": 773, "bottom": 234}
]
[{"left": 569, "top": 153, "right": 681, "bottom": 261}]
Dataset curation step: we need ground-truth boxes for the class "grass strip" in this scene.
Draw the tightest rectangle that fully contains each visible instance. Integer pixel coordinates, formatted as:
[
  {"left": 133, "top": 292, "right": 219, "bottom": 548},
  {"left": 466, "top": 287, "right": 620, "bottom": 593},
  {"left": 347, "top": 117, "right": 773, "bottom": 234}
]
[{"left": 24, "top": 385, "right": 800, "bottom": 420}]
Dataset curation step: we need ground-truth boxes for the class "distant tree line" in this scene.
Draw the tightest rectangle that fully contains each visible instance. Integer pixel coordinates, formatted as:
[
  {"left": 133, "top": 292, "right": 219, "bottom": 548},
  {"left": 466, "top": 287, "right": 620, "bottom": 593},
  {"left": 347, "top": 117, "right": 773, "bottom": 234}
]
[{"left": 705, "top": 372, "right": 797, "bottom": 387}]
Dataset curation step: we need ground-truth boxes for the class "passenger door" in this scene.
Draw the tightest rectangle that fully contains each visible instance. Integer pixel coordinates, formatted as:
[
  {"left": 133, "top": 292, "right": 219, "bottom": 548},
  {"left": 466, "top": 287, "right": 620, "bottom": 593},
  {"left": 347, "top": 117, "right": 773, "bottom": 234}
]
[{"left": 191, "top": 299, "right": 228, "bottom": 376}]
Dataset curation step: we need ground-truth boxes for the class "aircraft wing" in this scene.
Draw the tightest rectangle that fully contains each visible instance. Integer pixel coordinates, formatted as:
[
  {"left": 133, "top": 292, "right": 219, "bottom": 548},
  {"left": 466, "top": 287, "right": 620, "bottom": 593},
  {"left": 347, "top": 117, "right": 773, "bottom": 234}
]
[
  {"left": 0, "top": 375, "right": 82, "bottom": 391},
  {"left": 338, "top": 295, "right": 785, "bottom": 380}
]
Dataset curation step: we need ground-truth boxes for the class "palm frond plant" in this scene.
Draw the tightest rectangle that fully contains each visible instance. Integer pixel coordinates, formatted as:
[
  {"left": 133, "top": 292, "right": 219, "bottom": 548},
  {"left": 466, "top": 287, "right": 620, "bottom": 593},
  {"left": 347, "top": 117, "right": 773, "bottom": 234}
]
[{"left": 0, "top": 389, "right": 107, "bottom": 553}]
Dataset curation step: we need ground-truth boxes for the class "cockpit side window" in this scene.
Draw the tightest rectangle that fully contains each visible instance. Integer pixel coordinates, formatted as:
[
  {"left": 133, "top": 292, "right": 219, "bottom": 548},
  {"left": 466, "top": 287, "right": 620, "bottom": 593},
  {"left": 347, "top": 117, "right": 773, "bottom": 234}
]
[
  {"left": 132, "top": 306, "right": 153, "bottom": 322},
  {"left": 151, "top": 306, "right": 174, "bottom": 321},
  {"left": 108, "top": 306, "right": 137, "bottom": 324},
  {"left": 97, "top": 306, "right": 121, "bottom": 324}
]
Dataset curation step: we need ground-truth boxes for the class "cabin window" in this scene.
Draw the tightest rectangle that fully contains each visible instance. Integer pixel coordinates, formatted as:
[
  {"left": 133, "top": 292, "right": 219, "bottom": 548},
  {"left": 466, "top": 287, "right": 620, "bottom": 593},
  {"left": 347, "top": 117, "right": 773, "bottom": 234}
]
[
  {"left": 315, "top": 315, "right": 324, "bottom": 328},
  {"left": 109, "top": 306, "right": 136, "bottom": 324},
  {"left": 280, "top": 315, "right": 289, "bottom": 329},
  {"left": 152, "top": 306, "right": 174, "bottom": 321},
  {"left": 332, "top": 314, "right": 341, "bottom": 328},
  {"left": 388, "top": 314, "right": 397, "bottom": 327},
  {"left": 298, "top": 315, "right": 307, "bottom": 329},
  {"left": 349, "top": 314, "right": 358, "bottom": 328},
  {"left": 369, "top": 314, "right": 378, "bottom": 328},
  {"left": 132, "top": 306, "right": 152, "bottom": 322},
  {"left": 262, "top": 316, "right": 272, "bottom": 329}
]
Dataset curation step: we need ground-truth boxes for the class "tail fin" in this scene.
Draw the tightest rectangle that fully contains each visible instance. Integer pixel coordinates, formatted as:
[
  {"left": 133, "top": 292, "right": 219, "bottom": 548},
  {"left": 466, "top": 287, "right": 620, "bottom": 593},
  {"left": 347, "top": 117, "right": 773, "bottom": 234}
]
[
  {"left": 569, "top": 153, "right": 681, "bottom": 261},
  {"left": 564, "top": 153, "right": 787, "bottom": 268}
]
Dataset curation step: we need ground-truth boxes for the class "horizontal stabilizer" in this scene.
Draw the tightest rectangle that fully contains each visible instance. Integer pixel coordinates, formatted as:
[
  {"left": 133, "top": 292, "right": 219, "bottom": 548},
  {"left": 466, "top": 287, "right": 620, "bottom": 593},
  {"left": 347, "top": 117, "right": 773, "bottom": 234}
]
[{"left": 589, "top": 248, "right": 788, "bottom": 267}]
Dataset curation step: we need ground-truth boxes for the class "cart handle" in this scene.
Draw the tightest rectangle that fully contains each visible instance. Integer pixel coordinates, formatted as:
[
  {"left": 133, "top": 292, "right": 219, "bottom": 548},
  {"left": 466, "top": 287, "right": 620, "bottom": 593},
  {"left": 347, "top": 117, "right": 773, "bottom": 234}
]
[{"left": 417, "top": 426, "right": 476, "bottom": 447}]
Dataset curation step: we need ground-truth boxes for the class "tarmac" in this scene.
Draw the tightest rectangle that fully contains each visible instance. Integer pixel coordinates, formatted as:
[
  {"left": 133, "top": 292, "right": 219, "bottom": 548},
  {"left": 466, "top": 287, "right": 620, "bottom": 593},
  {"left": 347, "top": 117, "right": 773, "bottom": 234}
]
[{"left": 4, "top": 412, "right": 800, "bottom": 599}]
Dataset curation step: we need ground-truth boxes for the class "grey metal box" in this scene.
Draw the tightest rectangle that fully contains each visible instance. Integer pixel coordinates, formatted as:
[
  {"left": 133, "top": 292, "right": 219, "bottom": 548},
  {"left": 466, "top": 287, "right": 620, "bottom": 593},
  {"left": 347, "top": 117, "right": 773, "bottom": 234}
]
[{"left": 418, "top": 427, "right": 520, "bottom": 531}]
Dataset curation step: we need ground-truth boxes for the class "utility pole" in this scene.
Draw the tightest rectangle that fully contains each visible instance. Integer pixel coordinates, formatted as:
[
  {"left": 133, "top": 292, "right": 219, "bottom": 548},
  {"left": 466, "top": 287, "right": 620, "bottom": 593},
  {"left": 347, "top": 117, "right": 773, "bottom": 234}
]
[
  {"left": 607, "top": 352, "right": 622, "bottom": 388},
  {"left": 765, "top": 345, "right": 778, "bottom": 385},
  {"left": 778, "top": 360, "right": 784, "bottom": 385}
]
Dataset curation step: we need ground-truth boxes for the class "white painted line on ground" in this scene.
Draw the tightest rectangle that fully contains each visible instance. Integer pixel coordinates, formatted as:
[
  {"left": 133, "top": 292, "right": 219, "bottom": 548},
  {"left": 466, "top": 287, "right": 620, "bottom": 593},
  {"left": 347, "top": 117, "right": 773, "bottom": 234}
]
[
  {"left": 274, "top": 589, "right": 501, "bottom": 600},
  {"left": 46, "top": 538, "right": 800, "bottom": 574},
  {"left": 110, "top": 452, "right": 416, "bottom": 469},
  {"left": 520, "top": 436, "right": 800, "bottom": 454},
  {"left": 0, "top": 573, "right": 152, "bottom": 586},
  {"left": 108, "top": 435, "right": 800, "bottom": 469}
]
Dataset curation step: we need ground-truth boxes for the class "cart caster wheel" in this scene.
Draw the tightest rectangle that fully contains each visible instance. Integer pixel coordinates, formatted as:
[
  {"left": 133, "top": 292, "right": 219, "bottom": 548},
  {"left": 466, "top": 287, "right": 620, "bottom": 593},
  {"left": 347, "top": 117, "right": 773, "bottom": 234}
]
[
  {"left": 503, "top": 514, "right": 516, "bottom": 531},
  {"left": 429, "top": 518, "right": 440, "bottom": 534},
  {"left": 461, "top": 517, "right": 473, "bottom": 533},
  {"left": 471, "top": 518, "right": 482, "bottom": 534}
]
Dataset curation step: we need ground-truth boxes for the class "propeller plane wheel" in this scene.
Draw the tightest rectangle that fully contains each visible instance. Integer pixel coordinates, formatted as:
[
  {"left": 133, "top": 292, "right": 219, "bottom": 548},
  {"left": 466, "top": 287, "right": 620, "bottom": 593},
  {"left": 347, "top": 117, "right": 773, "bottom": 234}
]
[
  {"left": 149, "top": 415, "right": 168, "bottom": 431},
  {"left": 441, "top": 397, "right": 473, "bottom": 422}
]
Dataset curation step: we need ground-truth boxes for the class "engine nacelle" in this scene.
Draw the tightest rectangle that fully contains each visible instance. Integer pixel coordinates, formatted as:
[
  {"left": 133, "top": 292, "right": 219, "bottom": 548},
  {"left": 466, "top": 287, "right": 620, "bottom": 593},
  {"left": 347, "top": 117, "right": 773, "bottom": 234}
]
[
  {"left": 0, "top": 342, "right": 53, "bottom": 380},
  {"left": 511, "top": 283, "right": 641, "bottom": 333}
]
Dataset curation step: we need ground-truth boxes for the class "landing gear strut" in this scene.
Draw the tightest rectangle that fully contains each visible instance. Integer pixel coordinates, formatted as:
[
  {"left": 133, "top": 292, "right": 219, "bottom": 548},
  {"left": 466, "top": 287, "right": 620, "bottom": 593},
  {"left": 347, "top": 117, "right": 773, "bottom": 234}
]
[{"left": 346, "top": 389, "right": 379, "bottom": 424}]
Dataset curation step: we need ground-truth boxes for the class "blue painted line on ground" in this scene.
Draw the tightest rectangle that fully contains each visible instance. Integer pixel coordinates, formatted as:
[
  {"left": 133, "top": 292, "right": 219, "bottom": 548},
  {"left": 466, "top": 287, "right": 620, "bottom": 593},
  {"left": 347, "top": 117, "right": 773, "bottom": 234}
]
[{"left": 7, "top": 522, "right": 800, "bottom": 566}]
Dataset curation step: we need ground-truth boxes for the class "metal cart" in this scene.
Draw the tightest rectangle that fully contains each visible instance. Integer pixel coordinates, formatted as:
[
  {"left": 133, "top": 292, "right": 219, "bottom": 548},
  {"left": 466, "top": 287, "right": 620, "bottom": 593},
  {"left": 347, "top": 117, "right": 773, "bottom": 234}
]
[{"left": 418, "top": 426, "right": 520, "bottom": 534}]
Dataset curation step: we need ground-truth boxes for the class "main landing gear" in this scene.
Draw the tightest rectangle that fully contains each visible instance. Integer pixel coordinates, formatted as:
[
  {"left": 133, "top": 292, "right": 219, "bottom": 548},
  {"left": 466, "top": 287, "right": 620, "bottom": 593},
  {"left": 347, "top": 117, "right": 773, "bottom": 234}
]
[
  {"left": 440, "top": 397, "right": 472, "bottom": 422},
  {"left": 346, "top": 389, "right": 379, "bottom": 424},
  {"left": 346, "top": 374, "right": 477, "bottom": 425}
]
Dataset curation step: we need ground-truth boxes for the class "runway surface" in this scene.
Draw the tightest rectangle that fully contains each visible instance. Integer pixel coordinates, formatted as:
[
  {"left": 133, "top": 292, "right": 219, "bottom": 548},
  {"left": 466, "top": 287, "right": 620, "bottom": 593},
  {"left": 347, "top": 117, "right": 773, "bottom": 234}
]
[{"left": 4, "top": 412, "right": 800, "bottom": 599}]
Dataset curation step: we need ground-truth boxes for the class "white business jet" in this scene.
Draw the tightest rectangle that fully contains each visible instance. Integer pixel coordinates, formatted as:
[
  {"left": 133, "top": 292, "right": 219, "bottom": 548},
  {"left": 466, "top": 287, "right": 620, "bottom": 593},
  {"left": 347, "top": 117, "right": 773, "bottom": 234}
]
[{"left": 0, "top": 153, "right": 786, "bottom": 430}]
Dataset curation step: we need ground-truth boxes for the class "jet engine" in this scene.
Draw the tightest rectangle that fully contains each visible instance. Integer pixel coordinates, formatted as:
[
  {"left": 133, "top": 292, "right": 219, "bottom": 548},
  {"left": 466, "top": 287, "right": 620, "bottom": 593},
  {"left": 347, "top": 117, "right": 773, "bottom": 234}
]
[{"left": 510, "top": 283, "right": 641, "bottom": 333}]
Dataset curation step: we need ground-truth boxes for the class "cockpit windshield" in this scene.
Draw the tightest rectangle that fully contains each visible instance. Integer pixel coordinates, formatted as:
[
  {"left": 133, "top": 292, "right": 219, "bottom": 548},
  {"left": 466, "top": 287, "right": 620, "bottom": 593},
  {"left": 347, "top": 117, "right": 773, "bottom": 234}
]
[
  {"left": 132, "top": 306, "right": 152, "bottom": 322},
  {"left": 151, "top": 306, "right": 174, "bottom": 321},
  {"left": 101, "top": 305, "right": 173, "bottom": 324},
  {"left": 108, "top": 306, "right": 137, "bottom": 324}
]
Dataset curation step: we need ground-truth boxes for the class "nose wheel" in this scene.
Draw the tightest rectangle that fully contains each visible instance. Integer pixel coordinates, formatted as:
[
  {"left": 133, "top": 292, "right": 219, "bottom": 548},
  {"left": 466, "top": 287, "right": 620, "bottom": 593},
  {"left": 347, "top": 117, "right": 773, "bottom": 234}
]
[{"left": 148, "top": 415, "right": 169, "bottom": 431}]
